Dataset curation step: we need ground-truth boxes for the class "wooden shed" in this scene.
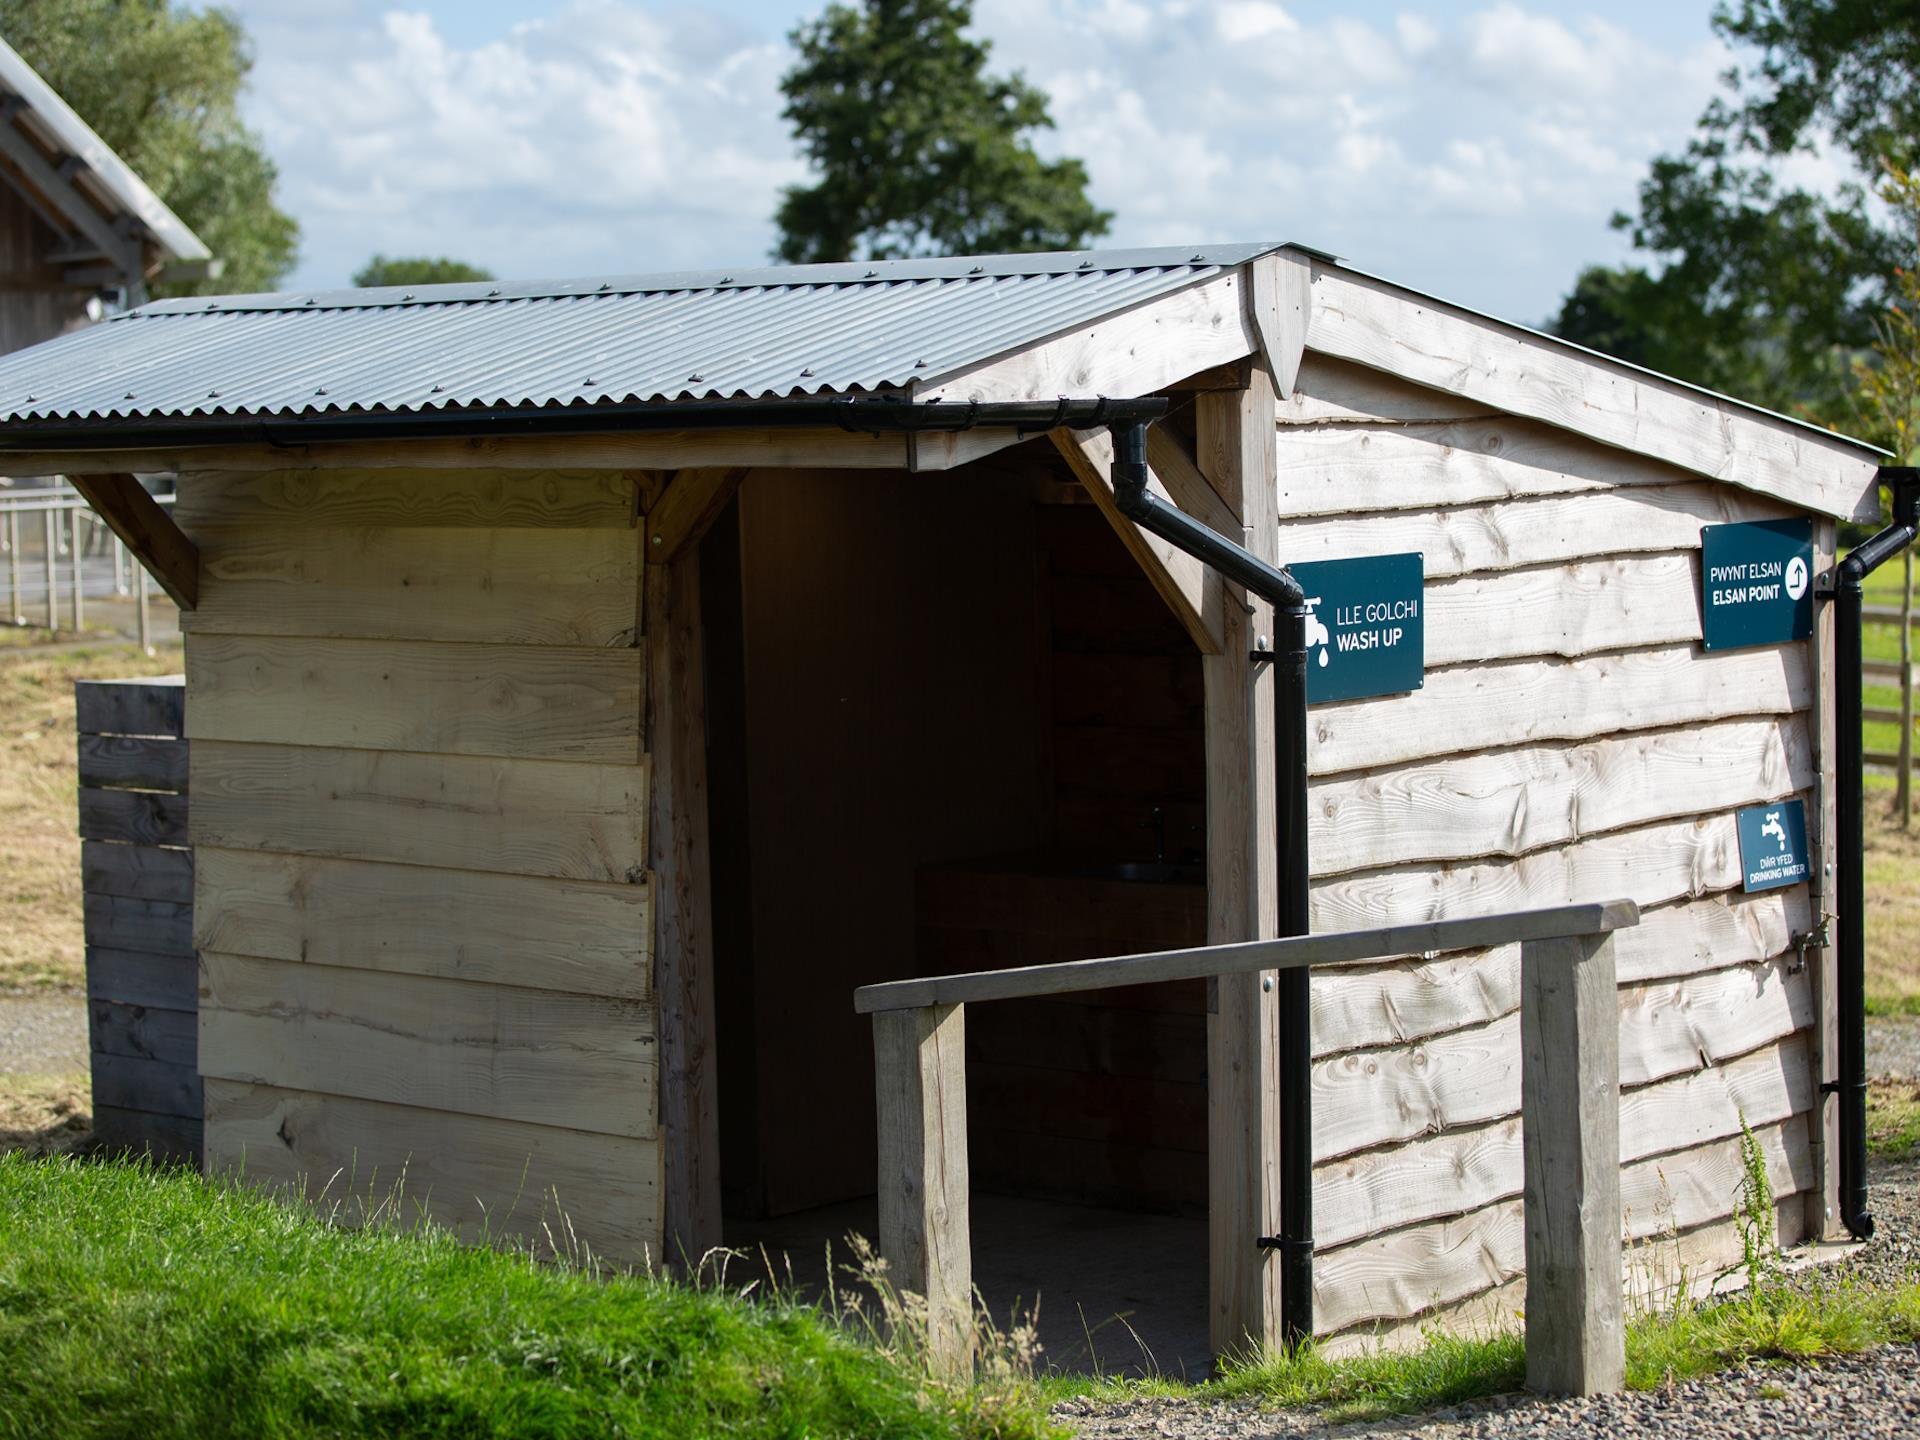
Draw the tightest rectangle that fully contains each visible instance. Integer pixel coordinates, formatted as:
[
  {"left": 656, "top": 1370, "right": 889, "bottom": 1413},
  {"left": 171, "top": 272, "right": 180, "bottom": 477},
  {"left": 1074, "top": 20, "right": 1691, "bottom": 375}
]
[{"left": 0, "top": 243, "right": 1887, "bottom": 1365}]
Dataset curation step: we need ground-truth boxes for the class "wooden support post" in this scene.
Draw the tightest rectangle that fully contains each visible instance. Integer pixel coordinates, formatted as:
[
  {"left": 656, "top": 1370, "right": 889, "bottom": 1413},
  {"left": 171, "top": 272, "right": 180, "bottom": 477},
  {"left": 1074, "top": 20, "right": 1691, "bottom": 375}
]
[
  {"left": 42, "top": 508, "right": 55, "bottom": 629},
  {"left": 873, "top": 1002, "right": 972, "bottom": 1376},
  {"left": 1808, "top": 520, "right": 1842, "bottom": 1240},
  {"left": 1198, "top": 372, "right": 1282, "bottom": 1356},
  {"left": 65, "top": 473, "right": 198, "bottom": 611},
  {"left": 1521, "top": 930, "right": 1624, "bottom": 1397},
  {"left": 69, "top": 506, "right": 83, "bottom": 631},
  {"left": 647, "top": 550, "right": 723, "bottom": 1273}
]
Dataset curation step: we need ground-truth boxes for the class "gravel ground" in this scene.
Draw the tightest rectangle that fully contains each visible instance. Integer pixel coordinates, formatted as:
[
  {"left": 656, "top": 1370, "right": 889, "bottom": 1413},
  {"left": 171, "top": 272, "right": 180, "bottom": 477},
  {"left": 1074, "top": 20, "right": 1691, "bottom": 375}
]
[
  {"left": 0, "top": 993, "right": 85, "bottom": 1078},
  {"left": 1867, "top": 1015, "right": 1920, "bottom": 1080},
  {"left": 1056, "top": 1157, "right": 1920, "bottom": 1439}
]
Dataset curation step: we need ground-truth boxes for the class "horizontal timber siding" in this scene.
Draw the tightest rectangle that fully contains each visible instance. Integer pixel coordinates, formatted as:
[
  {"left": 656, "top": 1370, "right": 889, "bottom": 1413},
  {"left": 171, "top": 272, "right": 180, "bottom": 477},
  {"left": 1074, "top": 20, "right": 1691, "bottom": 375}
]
[
  {"left": 1278, "top": 362, "right": 1825, "bottom": 1344},
  {"left": 181, "top": 469, "right": 659, "bottom": 1264}
]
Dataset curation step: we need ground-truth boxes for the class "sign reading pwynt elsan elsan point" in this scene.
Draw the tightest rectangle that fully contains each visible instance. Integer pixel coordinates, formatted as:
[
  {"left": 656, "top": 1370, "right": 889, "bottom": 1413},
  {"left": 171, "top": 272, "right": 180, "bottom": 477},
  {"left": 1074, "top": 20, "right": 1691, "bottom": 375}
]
[
  {"left": 1701, "top": 518, "right": 1814, "bottom": 651},
  {"left": 1736, "top": 797, "right": 1810, "bottom": 894},
  {"left": 1288, "top": 553, "right": 1425, "bottom": 705}
]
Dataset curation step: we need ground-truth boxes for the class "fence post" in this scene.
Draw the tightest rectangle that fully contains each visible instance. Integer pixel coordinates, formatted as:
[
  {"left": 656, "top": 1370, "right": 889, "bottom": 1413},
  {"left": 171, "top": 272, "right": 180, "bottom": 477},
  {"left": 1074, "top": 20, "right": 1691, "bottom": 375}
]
[
  {"left": 872, "top": 1001, "right": 972, "bottom": 1375},
  {"left": 1900, "top": 548, "right": 1913, "bottom": 825},
  {"left": 5, "top": 510, "right": 18, "bottom": 625},
  {"left": 69, "top": 506, "right": 84, "bottom": 632},
  {"left": 42, "top": 508, "right": 55, "bottom": 629},
  {"left": 1521, "top": 930, "right": 1624, "bottom": 1396}
]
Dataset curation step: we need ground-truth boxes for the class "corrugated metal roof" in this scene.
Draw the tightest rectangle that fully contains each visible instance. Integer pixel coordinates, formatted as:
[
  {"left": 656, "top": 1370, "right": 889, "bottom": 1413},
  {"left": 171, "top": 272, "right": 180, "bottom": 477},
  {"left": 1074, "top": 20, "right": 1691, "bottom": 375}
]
[
  {"left": 0, "top": 244, "right": 1281, "bottom": 425},
  {"left": 0, "top": 37, "right": 209, "bottom": 266}
]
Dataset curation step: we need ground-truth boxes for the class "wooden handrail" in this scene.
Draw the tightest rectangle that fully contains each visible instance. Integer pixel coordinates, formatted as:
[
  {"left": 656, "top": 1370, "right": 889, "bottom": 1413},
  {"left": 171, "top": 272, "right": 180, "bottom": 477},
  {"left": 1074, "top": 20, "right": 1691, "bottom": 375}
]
[{"left": 855, "top": 898, "right": 1640, "bottom": 1013}]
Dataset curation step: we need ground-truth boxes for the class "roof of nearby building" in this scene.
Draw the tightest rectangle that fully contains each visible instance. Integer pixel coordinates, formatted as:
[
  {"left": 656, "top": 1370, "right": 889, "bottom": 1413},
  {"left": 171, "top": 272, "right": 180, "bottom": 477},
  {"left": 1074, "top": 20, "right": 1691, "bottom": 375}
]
[
  {"left": 0, "top": 37, "right": 210, "bottom": 279},
  {"left": 0, "top": 244, "right": 1276, "bottom": 426}
]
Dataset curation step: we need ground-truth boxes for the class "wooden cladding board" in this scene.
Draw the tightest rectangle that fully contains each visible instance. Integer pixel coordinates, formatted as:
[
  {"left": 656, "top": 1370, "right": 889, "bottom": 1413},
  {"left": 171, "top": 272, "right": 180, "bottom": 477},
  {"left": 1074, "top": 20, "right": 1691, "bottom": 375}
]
[
  {"left": 199, "top": 954, "right": 658, "bottom": 1139},
  {"left": 204, "top": 1080, "right": 661, "bottom": 1265},
  {"left": 185, "top": 633, "right": 643, "bottom": 762},
  {"left": 189, "top": 741, "right": 649, "bottom": 883},
  {"left": 194, "top": 848, "right": 650, "bottom": 998},
  {"left": 1424, "top": 553, "right": 1702, "bottom": 666},
  {"left": 183, "top": 526, "right": 640, "bottom": 646},
  {"left": 1307, "top": 644, "right": 1808, "bottom": 777},
  {"left": 175, "top": 468, "right": 639, "bottom": 531},
  {"left": 1309, "top": 716, "right": 1811, "bottom": 876}
]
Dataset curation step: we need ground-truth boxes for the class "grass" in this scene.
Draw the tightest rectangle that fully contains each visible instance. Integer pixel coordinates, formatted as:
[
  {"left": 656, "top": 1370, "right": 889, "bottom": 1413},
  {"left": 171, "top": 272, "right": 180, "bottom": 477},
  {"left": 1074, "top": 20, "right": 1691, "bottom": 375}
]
[
  {"left": 1864, "top": 801, "right": 1920, "bottom": 1015},
  {"left": 0, "top": 1152, "right": 1061, "bottom": 1440},
  {"left": 1867, "top": 1078, "right": 1920, "bottom": 1161},
  {"left": 0, "top": 637, "right": 182, "bottom": 993}
]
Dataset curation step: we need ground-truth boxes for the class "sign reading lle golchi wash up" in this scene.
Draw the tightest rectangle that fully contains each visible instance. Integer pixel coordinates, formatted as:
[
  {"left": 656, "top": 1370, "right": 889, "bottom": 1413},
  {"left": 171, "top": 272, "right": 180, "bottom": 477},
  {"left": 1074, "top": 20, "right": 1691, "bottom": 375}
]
[
  {"left": 1288, "top": 553, "right": 1425, "bottom": 705},
  {"left": 1700, "top": 518, "right": 1814, "bottom": 652},
  {"left": 1736, "top": 797, "right": 1810, "bottom": 894}
]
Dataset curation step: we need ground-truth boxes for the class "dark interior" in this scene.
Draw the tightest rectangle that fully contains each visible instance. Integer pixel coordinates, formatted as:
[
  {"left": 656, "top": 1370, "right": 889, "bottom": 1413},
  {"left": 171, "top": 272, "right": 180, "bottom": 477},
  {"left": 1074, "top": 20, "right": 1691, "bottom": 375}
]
[{"left": 703, "top": 438, "right": 1210, "bottom": 1229}]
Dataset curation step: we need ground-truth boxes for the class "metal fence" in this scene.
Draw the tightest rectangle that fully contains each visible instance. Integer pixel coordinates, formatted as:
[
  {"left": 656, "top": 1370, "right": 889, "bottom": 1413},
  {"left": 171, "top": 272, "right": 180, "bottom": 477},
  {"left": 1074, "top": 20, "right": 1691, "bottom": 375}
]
[{"left": 0, "top": 481, "right": 171, "bottom": 648}]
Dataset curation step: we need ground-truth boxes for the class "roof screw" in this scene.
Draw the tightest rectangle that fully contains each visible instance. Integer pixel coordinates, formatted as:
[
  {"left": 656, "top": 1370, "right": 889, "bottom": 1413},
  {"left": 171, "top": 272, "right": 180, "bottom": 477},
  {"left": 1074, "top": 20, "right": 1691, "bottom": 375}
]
[
  {"left": 969, "top": 265, "right": 983, "bottom": 274},
  {"left": 487, "top": 288, "right": 500, "bottom": 297},
  {"left": 583, "top": 377, "right": 596, "bottom": 386},
  {"left": 25, "top": 393, "right": 36, "bottom": 401},
  {"left": 1190, "top": 253, "right": 1205, "bottom": 262},
  {"left": 1077, "top": 259, "right": 1092, "bottom": 269},
  {"left": 402, "top": 292, "right": 414, "bottom": 300},
  {"left": 687, "top": 373, "right": 704, "bottom": 383},
  {"left": 598, "top": 282, "right": 611, "bottom": 291},
  {"left": 304, "top": 297, "right": 315, "bottom": 306},
  {"left": 720, "top": 275, "right": 734, "bottom": 284},
  {"left": 314, "top": 386, "right": 327, "bottom": 396},
  {"left": 207, "top": 389, "right": 220, "bottom": 398},
  {"left": 123, "top": 391, "right": 134, "bottom": 400},
  {"left": 863, "top": 269, "right": 876, "bottom": 278},
  {"left": 914, "top": 358, "right": 928, "bottom": 368},
  {"left": 429, "top": 383, "right": 443, "bottom": 393},
  {"left": 799, "top": 367, "right": 815, "bottom": 378}
]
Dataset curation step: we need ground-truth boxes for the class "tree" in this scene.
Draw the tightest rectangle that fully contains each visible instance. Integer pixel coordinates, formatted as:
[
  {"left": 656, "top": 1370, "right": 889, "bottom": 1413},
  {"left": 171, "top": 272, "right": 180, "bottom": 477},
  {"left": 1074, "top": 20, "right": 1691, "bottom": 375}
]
[
  {"left": 1550, "top": 1, "right": 1917, "bottom": 425},
  {"left": 774, "top": 0, "right": 1110, "bottom": 264},
  {"left": 0, "top": 0, "right": 298, "bottom": 296},
  {"left": 352, "top": 255, "right": 494, "bottom": 288},
  {"left": 1850, "top": 163, "right": 1920, "bottom": 464}
]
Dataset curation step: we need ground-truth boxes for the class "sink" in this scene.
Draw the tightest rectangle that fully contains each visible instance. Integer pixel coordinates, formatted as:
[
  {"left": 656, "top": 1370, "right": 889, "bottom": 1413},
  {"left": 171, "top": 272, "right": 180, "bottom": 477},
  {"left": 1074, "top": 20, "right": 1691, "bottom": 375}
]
[{"left": 1065, "top": 860, "right": 1203, "bottom": 885}]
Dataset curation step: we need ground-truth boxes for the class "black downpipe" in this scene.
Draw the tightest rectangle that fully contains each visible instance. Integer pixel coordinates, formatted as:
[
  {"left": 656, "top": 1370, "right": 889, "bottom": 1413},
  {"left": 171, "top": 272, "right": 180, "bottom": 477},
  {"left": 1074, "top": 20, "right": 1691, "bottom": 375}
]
[
  {"left": 1835, "top": 467, "right": 1920, "bottom": 1241},
  {"left": 1109, "top": 421, "right": 1316, "bottom": 1350}
]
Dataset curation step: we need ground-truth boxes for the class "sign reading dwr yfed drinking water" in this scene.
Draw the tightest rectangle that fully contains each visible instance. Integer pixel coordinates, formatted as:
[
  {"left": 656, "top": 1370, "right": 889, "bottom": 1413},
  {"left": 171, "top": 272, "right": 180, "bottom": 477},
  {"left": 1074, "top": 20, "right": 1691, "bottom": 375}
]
[
  {"left": 1288, "top": 552, "right": 1425, "bottom": 705},
  {"left": 1735, "top": 797, "right": 1810, "bottom": 894},
  {"left": 1700, "top": 518, "right": 1814, "bottom": 652}
]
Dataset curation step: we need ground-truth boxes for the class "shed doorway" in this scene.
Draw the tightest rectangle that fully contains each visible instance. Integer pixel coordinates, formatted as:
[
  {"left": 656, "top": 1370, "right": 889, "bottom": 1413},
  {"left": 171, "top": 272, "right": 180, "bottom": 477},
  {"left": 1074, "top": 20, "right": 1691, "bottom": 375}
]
[{"left": 701, "top": 452, "right": 1212, "bottom": 1375}]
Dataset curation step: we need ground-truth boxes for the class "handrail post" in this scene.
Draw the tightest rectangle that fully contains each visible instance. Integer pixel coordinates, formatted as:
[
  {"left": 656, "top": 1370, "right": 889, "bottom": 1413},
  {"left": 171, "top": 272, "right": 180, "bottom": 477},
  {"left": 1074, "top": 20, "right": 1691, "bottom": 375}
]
[
  {"left": 1521, "top": 928, "right": 1624, "bottom": 1396},
  {"left": 872, "top": 1002, "right": 972, "bottom": 1375}
]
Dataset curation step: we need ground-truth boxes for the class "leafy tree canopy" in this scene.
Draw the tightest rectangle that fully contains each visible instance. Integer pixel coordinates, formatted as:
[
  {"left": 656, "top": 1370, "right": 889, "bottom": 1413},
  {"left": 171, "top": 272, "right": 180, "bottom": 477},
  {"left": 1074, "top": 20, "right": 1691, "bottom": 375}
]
[
  {"left": 1550, "top": 0, "right": 1916, "bottom": 426},
  {"left": 775, "top": 0, "right": 1110, "bottom": 264},
  {"left": 0, "top": 0, "right": 298, "bottom": 296},
  {"left": 352, "top": 255, "right": 494, "bottom": 288}
]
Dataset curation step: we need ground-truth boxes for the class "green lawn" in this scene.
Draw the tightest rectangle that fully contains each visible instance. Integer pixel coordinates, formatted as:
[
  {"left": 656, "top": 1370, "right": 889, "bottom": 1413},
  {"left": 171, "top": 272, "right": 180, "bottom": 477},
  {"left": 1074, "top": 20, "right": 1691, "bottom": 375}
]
[{"left": 0, "top": 1153, "right": 1059, "bottom": 1440}]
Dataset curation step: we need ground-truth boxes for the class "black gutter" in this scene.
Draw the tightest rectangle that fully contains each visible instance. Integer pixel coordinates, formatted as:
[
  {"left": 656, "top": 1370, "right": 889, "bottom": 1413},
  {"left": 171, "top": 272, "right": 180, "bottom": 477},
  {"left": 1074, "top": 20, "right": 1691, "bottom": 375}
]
[
  {"left": 0, "top": 396, "right": 1171, "bottom": 452},
  {"left": 1833, "top": 466, "right": 1920, "bottom": 1241},
  {"left": 1108, "top": 421, "right": 1316, "bottom": 1351}
]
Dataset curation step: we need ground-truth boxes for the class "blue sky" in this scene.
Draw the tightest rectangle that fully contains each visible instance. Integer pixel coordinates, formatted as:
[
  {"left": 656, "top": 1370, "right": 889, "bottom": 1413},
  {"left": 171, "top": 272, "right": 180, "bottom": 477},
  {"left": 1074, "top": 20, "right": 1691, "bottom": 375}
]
[{"left": 217, "top": 2, "right": 1759, "bottom": 322}]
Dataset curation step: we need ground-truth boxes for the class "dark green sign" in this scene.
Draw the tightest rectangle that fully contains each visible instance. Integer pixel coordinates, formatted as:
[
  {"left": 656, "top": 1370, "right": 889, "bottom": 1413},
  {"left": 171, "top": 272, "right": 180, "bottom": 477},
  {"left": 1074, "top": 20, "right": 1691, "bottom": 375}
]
[
  {"left": 1736, "top": 798, "right": 1810, "bottom": 893},
  {"left": 1701, "top": 518, "right": 1814, "bottom": 651},
  {"left": 1290, "top": 552, "right": 1424, "bottom": 705}
]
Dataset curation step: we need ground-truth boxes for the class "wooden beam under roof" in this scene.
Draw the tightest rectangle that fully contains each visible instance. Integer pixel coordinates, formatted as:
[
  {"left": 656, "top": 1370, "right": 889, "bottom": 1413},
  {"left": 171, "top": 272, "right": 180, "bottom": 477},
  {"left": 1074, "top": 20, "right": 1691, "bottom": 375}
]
[{"left": 65, "top": 473, "right": 198, "bottom": 610}]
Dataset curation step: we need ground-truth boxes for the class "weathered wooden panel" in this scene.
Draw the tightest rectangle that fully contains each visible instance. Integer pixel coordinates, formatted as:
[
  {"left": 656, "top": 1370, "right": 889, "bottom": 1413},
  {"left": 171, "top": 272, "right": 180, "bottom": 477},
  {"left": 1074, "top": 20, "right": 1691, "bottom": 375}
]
[
  {"left": 90, "top": 1106, "right": 202, "bottom": 1165},
  {"left": 1613, "top": 889, "right": 1809, "bottom": 986},
  {"left": 184, "top": 527, "right": 640, "bottom": 646},
  {"left": 204, "top": 1080, "right": 661, "bottom": 1265},
  {"left": 81, "top": 840, "right": 193, "bottom": 904},
  {"left": 1312, "top": 950, "right": 1521, "bottom": 1059},
  {"left": 174, "top": 468, "right": 638, "bottom": 531},
  {"left": 78, "top": 786, "right": 188, "bottom": 847},
  {"left": 1308, "top": 644, "right": 1808, "bottom": 776},
  {"left": 189, "top": 741, "right": 649, "bottom": 883},
  {"left": 1279, "top": 353, "right": 1500, "bottom": 426},
  {"left": 1621, "top": 1032, "right": 1815, "bottom": 1164},
  {"left": 1620, "top": 960, "right": 1814, "bottom": 1088},
  {"left": 91, "top": 1051, "right": 201, "bottom": 1120},
  {"left": 194, "top": 847, "right": 650, "bottom": 998},
  {"left": 1274, "top": 415, "right": 1700, "bottom": 517},
  {"left": 1310, "top": 811, "right": 1750, "bottom": 936},
  {"left": 88, "top": 1000, "right": 196, "bottom": 1067},
  {"left": 75, "top": 676, "right": 184, "bottom": 738},
  {"left": 85, "top": 947, "right": 197, "bottom": 1009},
  {"left": 77, "top": 734, "right": 190, "bottom": 791},
  {"left": 1309, "top": 717, "right": 1812, "bottom": 875},
  {"left": 1314, "top": 1112, "right": 1814, "bottom": 1253},
  {"left": 1424, "top": 554, "right": 1701, "bottom": 665},
  {"left": 185, "top": 634, "right": 643, "bottom": 762},
  {"left": 198, "top": 953, "right": 659, "bottom": 1139},
  {"left": 1277, "top": 482, "right": 1794, "bottom": 581},
  {"left": 82, "top": 894, "right": 192, "bottom": 957}
]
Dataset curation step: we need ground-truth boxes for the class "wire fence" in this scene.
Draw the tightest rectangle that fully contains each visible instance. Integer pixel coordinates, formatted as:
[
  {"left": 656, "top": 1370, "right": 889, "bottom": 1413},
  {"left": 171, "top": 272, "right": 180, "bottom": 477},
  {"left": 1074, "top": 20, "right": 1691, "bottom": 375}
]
[{"left": 0, "top": 481, "right": 173, "bottom": 649}]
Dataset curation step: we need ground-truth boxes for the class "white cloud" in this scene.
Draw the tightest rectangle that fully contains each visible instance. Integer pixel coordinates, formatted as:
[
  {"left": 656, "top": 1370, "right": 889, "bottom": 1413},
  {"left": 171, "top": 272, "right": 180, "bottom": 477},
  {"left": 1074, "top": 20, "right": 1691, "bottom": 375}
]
[{"left": 226, "top": 1, "right": 1741, "bottom": 322}]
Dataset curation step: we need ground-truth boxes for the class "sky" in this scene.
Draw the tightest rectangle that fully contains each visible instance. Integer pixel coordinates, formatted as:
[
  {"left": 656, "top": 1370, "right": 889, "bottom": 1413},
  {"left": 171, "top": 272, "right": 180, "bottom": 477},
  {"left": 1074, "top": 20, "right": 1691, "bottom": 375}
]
[{"left": 213, "top": 1, "right": 1758, "bottom": 324}]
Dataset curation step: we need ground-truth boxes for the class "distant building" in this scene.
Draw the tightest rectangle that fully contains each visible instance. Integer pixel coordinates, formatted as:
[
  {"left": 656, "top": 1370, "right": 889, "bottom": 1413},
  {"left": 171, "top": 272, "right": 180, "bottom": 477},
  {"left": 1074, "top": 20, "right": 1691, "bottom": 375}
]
[{"left": 0, "top": 36, "right": 211, "bottom": 354}]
